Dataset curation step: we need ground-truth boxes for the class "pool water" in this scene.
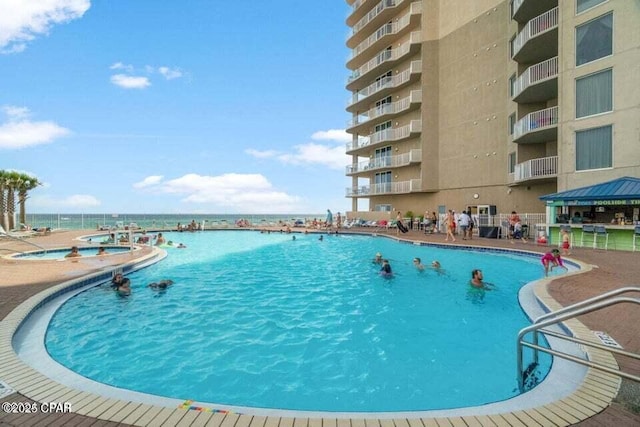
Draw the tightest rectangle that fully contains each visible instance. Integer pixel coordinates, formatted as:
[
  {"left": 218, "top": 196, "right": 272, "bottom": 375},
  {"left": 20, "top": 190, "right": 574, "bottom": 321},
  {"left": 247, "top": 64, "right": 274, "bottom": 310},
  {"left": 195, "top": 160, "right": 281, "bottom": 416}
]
[
  {"left": 13, "top": 246, "right": 132, "bottom": 260},
  {"left": 45, "top": 231, "right": 555, "bottom": 412}
]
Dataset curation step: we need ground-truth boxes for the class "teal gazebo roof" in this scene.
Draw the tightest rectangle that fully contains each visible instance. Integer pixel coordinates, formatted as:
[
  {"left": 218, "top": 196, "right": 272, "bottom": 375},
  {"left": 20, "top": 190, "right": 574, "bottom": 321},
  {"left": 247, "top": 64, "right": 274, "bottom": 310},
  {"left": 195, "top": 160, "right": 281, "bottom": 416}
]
[{"left": 540, "top": 176, "right": 640, "bottom": 205}]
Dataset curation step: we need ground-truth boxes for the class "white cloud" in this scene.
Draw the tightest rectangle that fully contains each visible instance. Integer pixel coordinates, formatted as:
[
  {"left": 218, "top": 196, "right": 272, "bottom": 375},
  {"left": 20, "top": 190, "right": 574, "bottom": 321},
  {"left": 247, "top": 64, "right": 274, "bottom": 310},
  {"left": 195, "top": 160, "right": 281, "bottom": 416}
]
[
  {"left": 109, "top": 62, "right": 134, "bottom": 72},
  {"left": 278, "top": 143, "right": 348, "bottom": 170},
  {"left": 158, "top": 66, "right": 183, "bottom": 80},
  {"left": 311, "top": 129, "right": 351, "bottom": 143},
  {"left": 30, "top": 194, "right": 101, "bottom": 208},
  {"left": 245, "top": 128, "right": 351, "bottom": 170},
  {"left": 134, "top": 173, "right": 301, "bottom": 214},
  {"left": 0, "top": 0, "right": 90, "bottom": 54},
  {"left": 0, "top": 106, "right": 70, "bottom": 149},
  {"left": 133, "top": 175, "right": 164, "bottom": 189},
  {"left": 244, "top": 148, "right": 278, "bottom": 159},
  {"left": 110, "top": 74, "right": 151, "bottom": 89}
]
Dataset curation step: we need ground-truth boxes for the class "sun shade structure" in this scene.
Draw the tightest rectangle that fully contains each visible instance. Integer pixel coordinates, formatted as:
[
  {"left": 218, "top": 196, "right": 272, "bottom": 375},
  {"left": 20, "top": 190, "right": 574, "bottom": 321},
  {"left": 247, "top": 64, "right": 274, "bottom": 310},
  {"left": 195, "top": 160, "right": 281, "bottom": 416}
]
[{"left": 540, "top": 176, "right": 640, "bottom": 205}]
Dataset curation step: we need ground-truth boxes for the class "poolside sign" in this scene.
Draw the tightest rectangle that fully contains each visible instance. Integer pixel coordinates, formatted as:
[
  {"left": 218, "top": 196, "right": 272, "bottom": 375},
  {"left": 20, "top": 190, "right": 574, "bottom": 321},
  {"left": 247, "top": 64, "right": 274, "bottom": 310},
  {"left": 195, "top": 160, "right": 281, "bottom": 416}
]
[{"left": 593, "top": 331, "right": 623, "bottom": 348}]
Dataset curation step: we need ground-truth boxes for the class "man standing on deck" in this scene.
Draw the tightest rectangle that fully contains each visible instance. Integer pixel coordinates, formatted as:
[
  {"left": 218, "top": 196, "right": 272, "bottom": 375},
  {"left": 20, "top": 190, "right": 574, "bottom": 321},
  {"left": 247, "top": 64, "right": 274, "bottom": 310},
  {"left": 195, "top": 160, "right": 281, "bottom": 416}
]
[{"left": 326, "top": 209, "right": 333, "bottom": 229}]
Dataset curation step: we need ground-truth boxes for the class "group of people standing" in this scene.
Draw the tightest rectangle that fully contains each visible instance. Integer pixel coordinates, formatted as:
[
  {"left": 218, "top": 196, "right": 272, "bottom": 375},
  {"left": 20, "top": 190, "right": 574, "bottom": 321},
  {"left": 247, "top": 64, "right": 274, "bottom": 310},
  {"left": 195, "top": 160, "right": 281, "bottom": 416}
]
[{"left": 444, "top": 209, "right": 474, "bottom": 242}]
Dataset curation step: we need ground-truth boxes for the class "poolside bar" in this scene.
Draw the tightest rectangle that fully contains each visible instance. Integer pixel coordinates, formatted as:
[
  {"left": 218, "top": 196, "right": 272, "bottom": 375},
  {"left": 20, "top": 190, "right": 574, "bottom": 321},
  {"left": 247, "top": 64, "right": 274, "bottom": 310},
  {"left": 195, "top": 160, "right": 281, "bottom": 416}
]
[{"left": 539, "top": 177, "right": 640, "bottom": 251}]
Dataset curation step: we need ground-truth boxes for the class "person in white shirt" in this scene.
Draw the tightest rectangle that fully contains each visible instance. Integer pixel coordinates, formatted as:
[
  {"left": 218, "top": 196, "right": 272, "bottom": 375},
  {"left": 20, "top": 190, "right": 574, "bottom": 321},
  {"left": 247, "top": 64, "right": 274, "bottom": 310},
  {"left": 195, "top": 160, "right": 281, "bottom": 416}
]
[{"left": 458, "top": 210, "right": 471, "bottom": 240}]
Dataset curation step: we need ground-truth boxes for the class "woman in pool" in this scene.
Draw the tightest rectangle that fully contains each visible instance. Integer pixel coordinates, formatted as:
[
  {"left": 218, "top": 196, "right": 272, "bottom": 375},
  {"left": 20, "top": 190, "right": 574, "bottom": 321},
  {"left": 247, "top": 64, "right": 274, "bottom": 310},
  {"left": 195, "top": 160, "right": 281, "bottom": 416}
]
[
  {"left": 541, "top": 249, "right": 568, "bottom": 276},
  {"left": 379, "top": 259, "right": 393, "bottom": 277}
]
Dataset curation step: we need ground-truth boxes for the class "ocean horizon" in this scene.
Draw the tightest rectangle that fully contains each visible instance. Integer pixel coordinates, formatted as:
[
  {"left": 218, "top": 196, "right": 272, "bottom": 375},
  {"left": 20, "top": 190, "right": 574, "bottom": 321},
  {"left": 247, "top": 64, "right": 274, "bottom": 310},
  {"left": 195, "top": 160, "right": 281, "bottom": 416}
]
[{"left": 22, "top": 213, "right": 326, "bottom": 231}]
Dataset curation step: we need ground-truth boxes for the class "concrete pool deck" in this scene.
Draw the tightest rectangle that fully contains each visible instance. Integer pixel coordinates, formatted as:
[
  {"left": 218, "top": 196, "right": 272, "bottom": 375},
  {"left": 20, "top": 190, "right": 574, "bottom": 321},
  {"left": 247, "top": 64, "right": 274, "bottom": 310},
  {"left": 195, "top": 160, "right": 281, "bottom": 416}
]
[{"left": 0, "top": 228, "right": 639, "bottom": 426}]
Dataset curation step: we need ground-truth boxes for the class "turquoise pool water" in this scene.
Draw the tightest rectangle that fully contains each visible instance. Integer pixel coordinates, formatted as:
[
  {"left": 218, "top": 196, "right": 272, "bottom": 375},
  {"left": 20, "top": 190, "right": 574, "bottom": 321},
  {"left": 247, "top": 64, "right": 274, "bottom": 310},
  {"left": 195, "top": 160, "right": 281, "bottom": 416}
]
[
  {"left": 45, "top": 231, "right": 555, "bottom": 412},
  {"left": 13, "top": 246, "right": 132, "bottom": 260}
]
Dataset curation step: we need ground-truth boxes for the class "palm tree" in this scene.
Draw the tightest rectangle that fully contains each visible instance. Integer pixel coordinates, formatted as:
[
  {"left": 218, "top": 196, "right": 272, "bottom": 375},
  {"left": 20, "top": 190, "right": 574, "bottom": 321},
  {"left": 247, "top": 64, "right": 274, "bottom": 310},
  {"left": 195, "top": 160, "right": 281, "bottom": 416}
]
[
  {"left": 5, "top": 170, "right": 22, "bottom": 230},
  {"left": 17, "top": 173, "right": 41, "bottom": 227},
  {"left": 0, "top": 170, "right": 9, "bottom": 231}
]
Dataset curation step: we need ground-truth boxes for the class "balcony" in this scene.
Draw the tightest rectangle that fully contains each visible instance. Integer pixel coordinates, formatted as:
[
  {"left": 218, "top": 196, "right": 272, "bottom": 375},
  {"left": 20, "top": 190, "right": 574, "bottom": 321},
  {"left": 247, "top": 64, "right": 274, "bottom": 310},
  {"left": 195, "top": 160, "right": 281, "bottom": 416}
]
[
  {"left": 511, "top": 0, "right": 558, "bottom": 24},
  {"left": 510, "top": 156, "right": 558, "bottom": 184},
  {"left": 347, "top": 0, "right": 409, "bottom": 48},
  {"left": 512, "top": 7, "right": 558, "bottom": 63},
  {"left": 513, "top": 106, "right": 558, "bottom": 144},
  {"left": 347, "top": 2, "right": 422, "bottom": 69},
  {"left": 346, "top": 179, "right": 422, "bottom": 197},
  {"left": 346, "top": 120, "right": 422, "bottom": 154},
  {"left": 346, "top": 149, "right": 422, "bottom": 175},
  {"left": 347, "top": 90, "right": 421, "bottom": 131},
  {"left": 347, "top": 31, "right": 421, "bottom": 90},
  {"left": 512, "top": 56, "right": 558, "bottom": 103},
  {"left": 347, "top": 60, "right": 422, "bottom": 112},
  {"left": 347, "top": 0, "right": 372, "bottom": 27}
]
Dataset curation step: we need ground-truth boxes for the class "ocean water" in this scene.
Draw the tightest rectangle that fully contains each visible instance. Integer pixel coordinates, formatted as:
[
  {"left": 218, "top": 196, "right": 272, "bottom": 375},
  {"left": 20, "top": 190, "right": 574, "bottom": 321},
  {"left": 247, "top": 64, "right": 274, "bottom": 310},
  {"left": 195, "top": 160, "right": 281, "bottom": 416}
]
[
  {"left": 45, "top": 231, "right": 555, "bottom": 412},
  {"left": 23, "top": 213, "right": 323, "bottom": 231}
]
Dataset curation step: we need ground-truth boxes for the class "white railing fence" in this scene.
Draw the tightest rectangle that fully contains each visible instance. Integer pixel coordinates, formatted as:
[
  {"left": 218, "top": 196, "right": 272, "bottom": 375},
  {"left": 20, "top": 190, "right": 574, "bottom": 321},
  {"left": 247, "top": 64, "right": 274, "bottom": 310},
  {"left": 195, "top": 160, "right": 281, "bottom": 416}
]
[{"left": 513, "top": 56, "right": 558, "bottom": 98}]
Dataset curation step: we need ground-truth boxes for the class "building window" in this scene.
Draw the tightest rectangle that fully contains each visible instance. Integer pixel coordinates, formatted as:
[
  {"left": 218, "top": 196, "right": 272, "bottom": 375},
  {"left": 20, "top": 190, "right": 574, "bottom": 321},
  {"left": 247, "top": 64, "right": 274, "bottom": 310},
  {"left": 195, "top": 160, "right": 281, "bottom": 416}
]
[
  {"left": 508, "top": 152, "right": 516, "bottom": 173},
  {"left": 375, "top": 120, "right": 392, "bottom": 133},
  {"left": 576, "top": 69, "right": 612, "bottom": 118},
  {"left": 508, "top": 113, "right": 516, "bottom": 135},
  {"left": 509, "top": 73, "right": 516, "bottom": 97},
  {"left": 576, "top": 125, "right": 612, "bottom": 171},
  {"left": 375, "top": 204, "right": 392, "bottom": 212},
  {"left": 577, "top": 0, "right": 608, "bottom": 14},
  {"left": 576, "top": 12, "right": 612, "bottom": 66},
  {"left": 375, "top": 171, "right": 392, "bottom": 193}
]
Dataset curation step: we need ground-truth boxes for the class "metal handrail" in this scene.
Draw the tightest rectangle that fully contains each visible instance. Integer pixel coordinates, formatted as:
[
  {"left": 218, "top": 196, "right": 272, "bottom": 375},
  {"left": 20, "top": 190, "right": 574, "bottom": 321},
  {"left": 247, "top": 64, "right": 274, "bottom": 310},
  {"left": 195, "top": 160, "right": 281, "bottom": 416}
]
[
  {"left": 0, "top": 232, "right": 48, "bottom": 254},
  {"left": 536, "top": 287, "right": 640, "bottom": 323},
  {"left": 517, "top": 295, "right": 640, "bottom": 391}
]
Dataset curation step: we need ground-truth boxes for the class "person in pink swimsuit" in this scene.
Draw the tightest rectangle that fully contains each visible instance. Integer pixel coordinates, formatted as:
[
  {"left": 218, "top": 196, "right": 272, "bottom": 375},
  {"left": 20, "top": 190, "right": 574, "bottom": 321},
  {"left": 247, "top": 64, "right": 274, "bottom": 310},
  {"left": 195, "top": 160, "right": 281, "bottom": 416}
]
[{"left": 541, "top": 249, "right": 568, "bottom": 276}]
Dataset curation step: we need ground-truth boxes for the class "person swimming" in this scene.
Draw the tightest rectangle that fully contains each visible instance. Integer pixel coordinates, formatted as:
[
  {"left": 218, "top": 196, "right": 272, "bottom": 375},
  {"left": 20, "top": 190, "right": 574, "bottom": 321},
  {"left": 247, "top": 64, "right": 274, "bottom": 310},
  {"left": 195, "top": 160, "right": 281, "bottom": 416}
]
[
  {"left": 413, "top": 257, "right": 425, "bottom": 271},
  {"left": 379, "top": 259, "right": 393, "bottom": 277},
  {"left": 115, "top": 278, "right": 131, "bottom": 296},
  {"left": 373, "top": 252, "right": 383, "bottom": 264},
  {"left": 147, "top": 279, "right": 174, "bottom": 290}
]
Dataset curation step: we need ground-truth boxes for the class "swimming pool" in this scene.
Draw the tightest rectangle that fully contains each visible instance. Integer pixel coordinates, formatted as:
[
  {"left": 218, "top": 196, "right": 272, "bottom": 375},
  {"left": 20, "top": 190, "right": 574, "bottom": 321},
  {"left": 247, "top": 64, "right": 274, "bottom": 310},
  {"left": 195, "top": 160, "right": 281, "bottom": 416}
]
[
  {"left": 10, "top": 246, "right": 134, "bottom": 260},
  {"left": 44, "top": 231, "right": 559, "bottom": 412}
]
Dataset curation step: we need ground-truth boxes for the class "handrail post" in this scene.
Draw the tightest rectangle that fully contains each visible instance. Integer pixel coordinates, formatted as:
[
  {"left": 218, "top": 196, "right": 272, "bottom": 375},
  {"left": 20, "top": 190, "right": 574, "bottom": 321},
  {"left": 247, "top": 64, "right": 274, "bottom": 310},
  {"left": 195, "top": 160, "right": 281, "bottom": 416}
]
[{"left": 517, "top": 294, "right": 640, "bottom": 392}]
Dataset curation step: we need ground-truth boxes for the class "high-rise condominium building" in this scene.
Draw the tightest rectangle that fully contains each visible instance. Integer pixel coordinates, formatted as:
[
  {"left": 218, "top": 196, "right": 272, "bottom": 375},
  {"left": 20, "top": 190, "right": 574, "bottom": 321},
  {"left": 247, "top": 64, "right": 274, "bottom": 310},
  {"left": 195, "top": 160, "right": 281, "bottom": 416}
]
[{"left": 344, "top": 0, "right": 640, "bottom": 216}]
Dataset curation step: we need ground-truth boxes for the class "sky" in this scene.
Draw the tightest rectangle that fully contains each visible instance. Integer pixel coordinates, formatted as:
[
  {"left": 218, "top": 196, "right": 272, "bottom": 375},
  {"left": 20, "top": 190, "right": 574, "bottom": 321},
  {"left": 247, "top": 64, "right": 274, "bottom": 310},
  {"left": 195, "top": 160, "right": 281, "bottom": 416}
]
[{"left": 0, "top": 0, "right": 356, "bottom": 215}]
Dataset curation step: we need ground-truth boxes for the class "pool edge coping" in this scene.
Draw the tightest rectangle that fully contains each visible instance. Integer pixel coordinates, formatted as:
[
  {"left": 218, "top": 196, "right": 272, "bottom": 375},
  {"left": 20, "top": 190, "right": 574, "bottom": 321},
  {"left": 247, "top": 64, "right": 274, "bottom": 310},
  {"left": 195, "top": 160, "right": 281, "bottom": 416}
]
[{"left": 0, "top": 234, "right": 622, "bottom": 426}]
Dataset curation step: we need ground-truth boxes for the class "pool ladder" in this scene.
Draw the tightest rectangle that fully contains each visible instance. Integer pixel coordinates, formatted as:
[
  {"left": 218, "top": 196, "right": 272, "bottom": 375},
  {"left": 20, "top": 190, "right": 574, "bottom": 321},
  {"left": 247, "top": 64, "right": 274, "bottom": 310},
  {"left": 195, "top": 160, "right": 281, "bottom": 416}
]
[{"left": 516, "top": 287, "right": 640, "bottom": 391}]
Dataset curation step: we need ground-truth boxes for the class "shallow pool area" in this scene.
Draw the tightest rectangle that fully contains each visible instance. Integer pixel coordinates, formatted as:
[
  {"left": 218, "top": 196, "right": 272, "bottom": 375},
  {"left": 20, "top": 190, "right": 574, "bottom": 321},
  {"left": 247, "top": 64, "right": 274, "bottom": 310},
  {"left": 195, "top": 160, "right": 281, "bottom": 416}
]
[
  {"left": 37, "top": 231, "right": 571, "bottom": 413},
  {"left": 9, "top": 246, "right": 135, "bottom": 260}
]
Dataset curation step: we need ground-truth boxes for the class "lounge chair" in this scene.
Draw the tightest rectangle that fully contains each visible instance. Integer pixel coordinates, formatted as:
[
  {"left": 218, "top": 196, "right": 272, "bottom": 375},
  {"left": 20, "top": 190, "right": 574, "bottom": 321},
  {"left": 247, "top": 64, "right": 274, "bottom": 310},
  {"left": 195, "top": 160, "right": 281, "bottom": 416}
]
[{"left": 0, "top": 224, "right": 38, "bottom": 238}]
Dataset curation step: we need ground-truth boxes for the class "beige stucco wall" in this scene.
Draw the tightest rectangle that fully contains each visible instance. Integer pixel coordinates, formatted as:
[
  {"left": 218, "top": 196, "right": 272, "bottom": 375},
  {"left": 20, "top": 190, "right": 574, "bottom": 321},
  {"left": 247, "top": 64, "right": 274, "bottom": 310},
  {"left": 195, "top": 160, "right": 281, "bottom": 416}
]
[{"left": 557, "top": 0, "right": 640, "bottom": 190}]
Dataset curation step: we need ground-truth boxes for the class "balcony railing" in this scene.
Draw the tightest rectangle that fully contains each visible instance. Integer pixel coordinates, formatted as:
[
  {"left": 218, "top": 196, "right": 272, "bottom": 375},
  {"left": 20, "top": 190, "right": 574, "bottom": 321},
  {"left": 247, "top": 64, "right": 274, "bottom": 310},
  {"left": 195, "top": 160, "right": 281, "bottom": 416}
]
[
  {"left": 513, "top": 156, "right": 558, "bottom": 182},
  {"left": 346, "top": 178, "right": 422, "bottom": 196},
  {"left": 347, "top": 60, "right": 421, "bottom": 109},
  {"left": 349, "top": 0, "right": 407, "bottom": 42},
  {"left": 348, "top": 31, "right": 420, "bottom": 85},
  {"left": 512, "top": 7, "right": 558, "bottom": 59},
  {"left": 513, "top": 56, "right": 558, "bottom": 99},
  {"left": 348, "top": 90, "right": 422, "bottom": 128},
  {"left": 513, "top": 106, "right": 558, "bottom": 140},
  {"left": 346, "top": 120, "right": 422, "bottom": 152},
  {"left": 346, "top": 149, "right": 422, "bottom": 174},
  {"left": 349, "top": 2, "right": 421, "bottom": 64}
]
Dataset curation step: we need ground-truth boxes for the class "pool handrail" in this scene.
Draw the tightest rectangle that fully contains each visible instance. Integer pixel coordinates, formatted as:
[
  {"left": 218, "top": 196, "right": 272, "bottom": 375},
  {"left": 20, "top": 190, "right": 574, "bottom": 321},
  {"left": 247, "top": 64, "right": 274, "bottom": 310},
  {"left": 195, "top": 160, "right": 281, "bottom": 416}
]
[
  {"left": 517, "top": 291, "right": 640, "bottom": 391},
  {"left": 0, "top": 226, "right": 48, "bottom": 255}
]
